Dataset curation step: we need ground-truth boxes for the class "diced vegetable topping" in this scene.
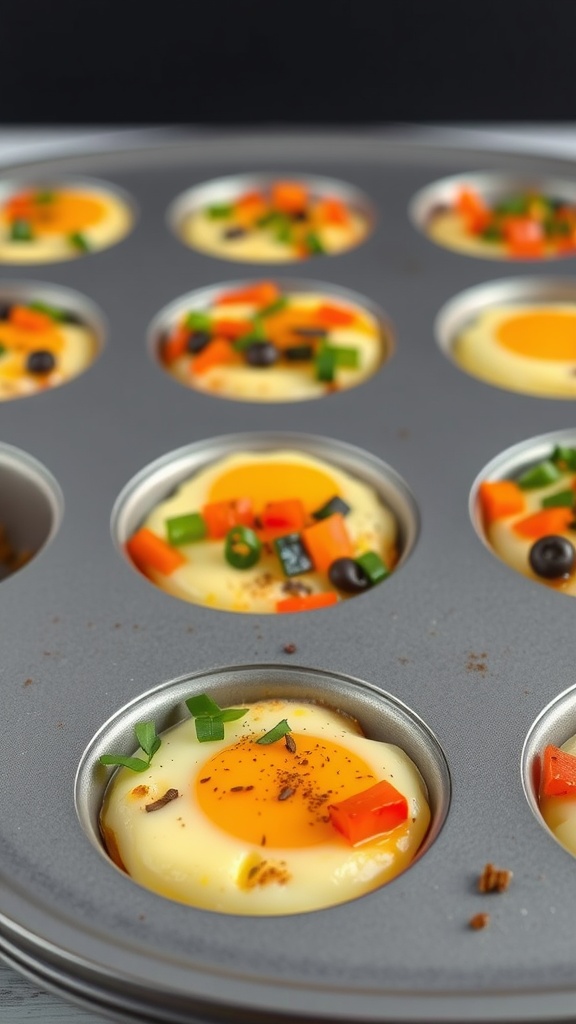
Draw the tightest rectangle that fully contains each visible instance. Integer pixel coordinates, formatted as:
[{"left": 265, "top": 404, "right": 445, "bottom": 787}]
[
  {"left": 202, "top": 498, "right": 254, "bottom": 539},
  {"left": 541, "top": 744, "right": 576, "bottom": 797},
  {"left": 302, "top": 513, "right": 353, "bottom": 572},
  {"left": 478, "top": 480, "right": 525, "bottom": 523},
  {"left": 126, "top": 528, "right": 186, "bottom": 576},
  {"left": 513, "top": 507, "right": 574, "bottom": 539},
  {"left": 261, "top": 499, "right": 307, "bottom": 538},
  {"left": 328, "top": 779, "right": 408, "bottom": 845},
  {"left": 274, "top": 533, "right": 313, "bottom": 577},
  {"left": 312, "top": 495, "right": 351, "bottom": 520},
  {"left": 224, "top": 525, "right": 262, "bottom": 569},
  {"left": 450, "top": 185, "right": 576, "bottom": 258},
  {"left": 517, "top": 460, "right": 562, "bottom": 489},
  {"left": 166, "top": 512, "right": 207, "bottom": 545},
  {"left": 529, "top": 535, "right": 575, "bottom": 579},
  {"left": 276, "top": 591, "right": 339, "bottom": 613},
  {"left": 356, "top": 550, "right": 390, "bottom": 585},
  {"left": 541, "top": 489, "right": 575, "bottom": 509}
]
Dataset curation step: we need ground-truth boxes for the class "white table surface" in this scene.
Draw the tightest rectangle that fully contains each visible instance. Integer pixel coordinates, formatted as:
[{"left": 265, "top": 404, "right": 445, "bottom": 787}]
[{"left": 1, "top": 123, "right": 576, "bottom": 1024}]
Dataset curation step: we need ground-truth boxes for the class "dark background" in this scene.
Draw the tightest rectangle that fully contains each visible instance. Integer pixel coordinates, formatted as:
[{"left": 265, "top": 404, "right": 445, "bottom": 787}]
[{"left": 2, "top": 0, "right": 575, "bottom": 124}]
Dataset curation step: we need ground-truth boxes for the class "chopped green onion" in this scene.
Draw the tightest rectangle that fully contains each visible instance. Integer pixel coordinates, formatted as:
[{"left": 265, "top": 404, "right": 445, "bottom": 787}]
[
  {"left": 494, "top": 195, "right": 530, "bottom": 216},
  {"left": 224, "top": 525, "right": 261, "bottom": 569},
  {"left": 185, "top": 693, "right": 249, "bottom": 743},
  {"left": 69, "top": 231, "right": 90, "bottom": 252},
  {"left": 0, "top": 344, "right": 6, "bottom": 356},
  {"left": 10, "top": 219, "right": 33, "bottom": 241},
  {"left": 184, "top": 310, "right": 212, "bottom": 333},
  {"left": 312, "top": 495, "right": 351, "bottom": 520},
  {"left": 35, "top": 190, "right": 54, "bottom": 204},
  {"left": 305, "top": 230, "right": 325, "bottom": 255},
  {"left": 551, "top": 445, "right": 576, "bottom": 471},
  {"left": 258, "top": 296, "right": 288, "bottom": 317},
  {"left": 324, "top": 345, "right": 360, "bottom": 369},
  {"left": 99, "top": 720, "right": 161, "bottom": 772},
  {"left": 206, "top": 204, "right": 233, "bottom": 219},
  {"left": 315, "top": 347, "right": 337, "bottom": 382},
  {"left": 541, "top": 489, "right": 575, "bottom": 509},
  {"left": 274, "top": 533, "right": 313, "bottom": 577},
  {"left": 256, "top": 719, "right": 292, "bottom": 745},
  {"left": 481, "top": 225, "right": 503, "bottom": 242},
  {"left": 355, "top": 550, "right": 390, "bottom": 585},
  {"left": 275, "top": 221, "right": 293, "bottom": 245},
  {"left": 517, "top": 460, "right": 562, "bottom": 489},
  {"left": 27, "top": 301, "right": 67, "bottom": 322},
  {"left": 233, "top": 320, "right": 266, "bottom": 349},
  {"left": 166, "top": 512, "right": 207, "bottom": 545}
]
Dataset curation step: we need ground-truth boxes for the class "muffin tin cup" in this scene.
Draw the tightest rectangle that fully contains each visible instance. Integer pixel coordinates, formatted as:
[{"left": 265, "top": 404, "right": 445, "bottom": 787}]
[
  {"left": 522, "top": 683, "right": 576, "bottom": 852},
  {"left": 0, "top": 441, "right": 63, "bottom": 577}
]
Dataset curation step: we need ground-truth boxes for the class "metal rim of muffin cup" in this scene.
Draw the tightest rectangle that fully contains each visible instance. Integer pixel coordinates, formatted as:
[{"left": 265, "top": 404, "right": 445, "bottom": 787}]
[
  {"left": 522, "top": 682, "right": 576, "bottom": 858},
  {"left": 0, "top": 279, "right": 107, "bottom": 400},
  {"left": 110, "top": 430, "right": 420, "bottom": 608},
  {"left": 435, "top": 276, "right": 576, "bottom": 398},
  {"left": 0, "top": 175, "right": 138, "bottom": 262},
  {"left": 408, "top": 171, "right": 576, "bottom": 260},
  {"left": 166, "top": 172, "right": 376, "bottom": 259},
  {"left": 0, "top": 442, "right": 64, "bottom": 581},
  {"left": 469, "top": 427, "right": 576, "bottom": 560},
  {"left": 75, "top": 662, "right": 451, "bottom": 912},
  {"left": 148, "top": 277, "right": 395, "bottom": 402}
]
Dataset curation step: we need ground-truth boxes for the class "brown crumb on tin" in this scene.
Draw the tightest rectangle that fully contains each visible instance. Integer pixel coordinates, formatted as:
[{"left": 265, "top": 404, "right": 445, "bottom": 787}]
[
  {"left": 469, "top": 912, "right": 490, "bottom": 931},
  {"left": 282, "top": 642, "right": 297, "bottom": 654},
  {"left": 466, "top": 652, "right": 488, "bottom": 675},
  {"left": 478, "top": 862, "right": 513, "bottom": 893},
  {"left": 23, "top": 678, "right": 33, "bottom": 687}
]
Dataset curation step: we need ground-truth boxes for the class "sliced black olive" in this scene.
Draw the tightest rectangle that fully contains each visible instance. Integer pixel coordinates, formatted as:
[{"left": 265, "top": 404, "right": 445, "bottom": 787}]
[
  {"left": 26, "top": 350, "right": 55, "bottom": 374},
  {"left": 245, "top": 341, "right": 279, "bottom": 367},
  {"left": 328, "top": 557, "right": 370, "bottom": 594},
  {"left": 0, "top": 303, "right": 12, "bottom": 321},
  {"left": 222, "top": 226, "right": 247, "bottom": 240},
  {"left": 284, "top": 345, "right": 314, "bottom": 361},
  {"left": 291, "top": 326, "right": 328, "bottom": 338},
  {"left": 529, "top": 535, "right": 576, "bottom": 579},
  {"left": 186, "top": 331, "right": 212, "bottom": 354}
]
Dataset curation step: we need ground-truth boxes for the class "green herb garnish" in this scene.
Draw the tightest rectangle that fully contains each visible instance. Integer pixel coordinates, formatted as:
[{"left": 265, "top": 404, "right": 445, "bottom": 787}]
[
  {"left": 185, "top": 310, "right": 212, "bottom": 333},
  {"left": 206, "top": 204, "right": 233, "bottom": 219},
  {"left": 551, "top": 445, "right": 576, "bottom": 471},
  {"left": 186, "top": 693, "right": 249, "bottom": 743},
  {"left": 541, "top": 489, "right": 575, "bottom": 509},
  {"left": 69, "top": 231, "right": 90, "bottom": 252},
  {"left": 256, "top": 719, "right": 292, "bottom": 745},
  {"left": 166, "top": 512, "right": 207, "bottom": 545},
  {"left": 99, "top": 721, "right": 161, "bottom": 773},
  {"left": 258, "top": 296, "right": 288, "bottom": 318},
  {"left": 27, "top": 301, "right": 67, "bottom": 322},
  {"left": 304, "top": 231, "right": 325, "bottom": 255},
  {"left": 11, "top": 219, "right": 33, "bottom": 242},
  {"left": 517, "top": 459, "right": 562, "bottom": 489},
  {"left": 0, "top": 343, "right": 6, "bottom": 357},
  {"left": 35, "top": 191, "right": 54, "bottom": 204}
]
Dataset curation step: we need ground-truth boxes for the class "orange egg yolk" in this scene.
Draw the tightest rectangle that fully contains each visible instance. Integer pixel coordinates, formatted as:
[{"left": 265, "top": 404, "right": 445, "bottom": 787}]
[
  {"left": 497, "top": 310, "right": 576, "bottom": 360},
  {"left": 208, "top": 461, "right": 340, "bottom": 514},
  {"left": 3, "top": 190, "right": 106, "bottom": 236},
  {"left": 195, "top": 732, "right": 376, "bottom": 848}
]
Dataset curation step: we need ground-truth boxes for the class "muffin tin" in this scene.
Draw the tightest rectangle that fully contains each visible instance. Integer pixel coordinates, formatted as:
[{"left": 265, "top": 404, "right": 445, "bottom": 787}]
[{"left": 3, "top": 130, "right": 576, "bottom": 1023}]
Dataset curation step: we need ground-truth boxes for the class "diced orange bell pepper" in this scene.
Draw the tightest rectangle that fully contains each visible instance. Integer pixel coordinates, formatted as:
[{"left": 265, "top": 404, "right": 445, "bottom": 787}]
[
  {"left": 455, "top": 187, "right": 491, "bottom": 233},
  {"left": 9, "top": 306, "right": 52, "bottom": 332},
  {"left": 216, "top": 282, "right": 280, "bottom": 308},
  {"left": 190, "top": 338, "right": 239, "bottom": 375},
  {"left": 271, "top": 181, "right": 308, "bottom": 214},
  {"left": 261, "top": 499, "right": 307, "bottom": 540},
  {"left": 513, "top": 507, "right": 574, "bottom": 539},
  {"left": 126, "top": 527, "right": 186, "bottom": 576},
  {"left": 313, "top": 303, "right": 356, "bottom": 328},
  {"left": 202, "top": 498, "right": 255, "bottom": 539},
  {"left": 313, "top": 196, "right": 351, "bottom": 226},
  {"left": 478, "top": 480, "right": 525, "bottom": 524},
  {"left": 275, "top": 591, "right": 339, "bottom": 613},
  {"left": 302, "top": 513, "right": 353, "bottom": 572},
  {"left": 504, "top": 217, "right": 545, "bottom": 258},
  {"left": 541, "top": 744, "right": 576, "bottom": 798},
  {"left": 233, "top": 190, "right": 269, "bottom": 225},
  {"left": 162, "top": 323, "right": 190, "bottom": 364},
  {"left": 328, "top": 779, "right": 408, "bottom": 845},
  {"left": 211, "top": 318, "right": 253, "bottom": 340}
]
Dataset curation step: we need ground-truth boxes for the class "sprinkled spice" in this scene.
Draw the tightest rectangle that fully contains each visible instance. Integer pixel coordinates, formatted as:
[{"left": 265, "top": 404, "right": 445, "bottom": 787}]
[
  {"left": 199, "top": 776, "right": 211, "bottom": 783},
  {"left": 285, "top": 733, "right": 297, "bottom": 753},
  {"left": 278, "top": 786, "right": 295, "bottom": 801},
  {"left": 145, "top": 788, "right": 179, "bottom": 813}
]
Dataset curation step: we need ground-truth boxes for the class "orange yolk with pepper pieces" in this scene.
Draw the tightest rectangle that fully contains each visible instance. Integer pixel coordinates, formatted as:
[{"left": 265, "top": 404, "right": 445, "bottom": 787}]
[
  {"left": 497, "top": 310, "right": 576, "bottom": 360},
  {"left": 3, "top": 191, "right": 107, "bottom": 235},
  {"left": 195, "top": 733, "right": 376, "bottom": 848},
  {"left": 207, "top": 462, "right": 339, "bottom": 514}
]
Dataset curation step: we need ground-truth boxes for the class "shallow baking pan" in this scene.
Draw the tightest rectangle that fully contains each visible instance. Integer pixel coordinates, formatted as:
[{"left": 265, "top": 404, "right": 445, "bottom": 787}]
[{"left": 2, "top": 128, "right": 576, "bottom": 1023}]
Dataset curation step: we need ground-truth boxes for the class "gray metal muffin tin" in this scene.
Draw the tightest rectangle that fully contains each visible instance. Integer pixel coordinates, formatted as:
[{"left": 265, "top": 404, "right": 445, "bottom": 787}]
[{"left": 3, "top": 129, "right": 576, "bottom": 1023}]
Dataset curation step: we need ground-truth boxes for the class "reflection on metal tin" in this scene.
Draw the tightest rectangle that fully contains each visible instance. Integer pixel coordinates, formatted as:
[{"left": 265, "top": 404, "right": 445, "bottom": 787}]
[
  {"left": 410, "top": 171, "right": 576, "bottom": 261},
  {"left": 0, "top": 442, "right": 63, "bottom": 582},
  {"left": 150, "top": 278, "right": 393, "bottom": 404},
  {"left": 167, "top": 173, "right": 374, "bottom": 263},
  {"left": 471, "top": 428, "right": 576, "bottom": 597},
  {"left": 112, "top": 433, "right": 419, "bottom": 614},
  {"left": 77, "top": 664, "right": 450, "bottom": 916},
  {"left": 436, "top": 277, "right": 576, "bottom": 398}
]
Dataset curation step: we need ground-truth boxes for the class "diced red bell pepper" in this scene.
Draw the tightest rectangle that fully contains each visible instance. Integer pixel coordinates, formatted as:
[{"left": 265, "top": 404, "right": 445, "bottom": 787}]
[
  {"left": 541, "top": 744, "right": 576, "bottom": 798},
  {"left": 202, "top": 498, "right": 255, "bottom": 539},
  {"left": 275, "top": 591, "right": 339, "bottom": 613},
  {"left": 328, "top": 779, "right": 409, "bottom": 845},
  {"left": 261, "top": 499, "right": 307, "bottom": 540},
  {"left": 504, "top": 217, "right": 545, "bottom": 258},
  {"left": 455, "top": 187, "right": 491, "bottom": 233}
]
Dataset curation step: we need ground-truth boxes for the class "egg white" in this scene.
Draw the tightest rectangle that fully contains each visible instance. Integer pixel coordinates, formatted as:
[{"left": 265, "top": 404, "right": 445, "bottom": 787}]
[
  {"left": 139, "top": 449, "right": 398, "bottom": 612},
  {"left": 100, "top": 698, "right": 431, "bottom": 915},
  {"left": 485, "top": 468, "right": 576, "bottom": 596},
  {"left": 166, "top": 292, "right": 385, "bottom": 402},
  {"left": 0, "top": 186, "right": 133, "bottom": 263},
  {"left": 180, "top": 209, "right": 368, "bottom": 262},
  {"left": 454, "top": 305, "right": 576, "bottom": 398}
]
